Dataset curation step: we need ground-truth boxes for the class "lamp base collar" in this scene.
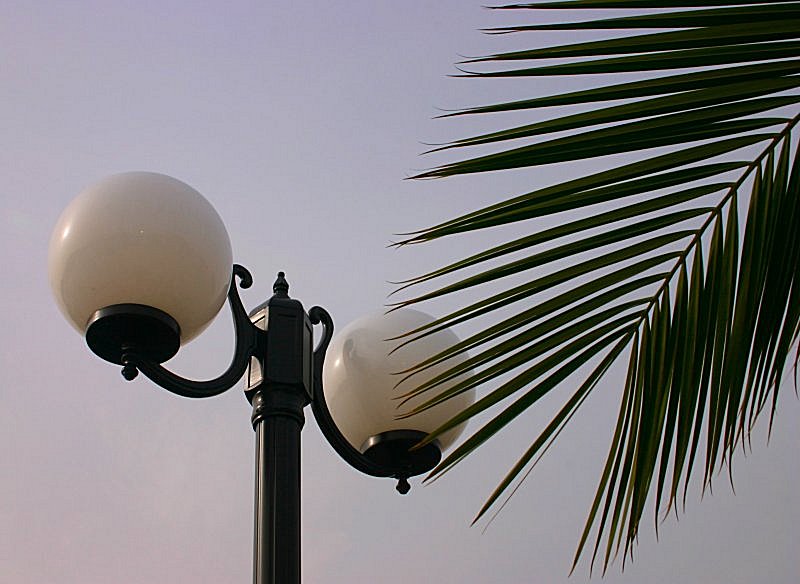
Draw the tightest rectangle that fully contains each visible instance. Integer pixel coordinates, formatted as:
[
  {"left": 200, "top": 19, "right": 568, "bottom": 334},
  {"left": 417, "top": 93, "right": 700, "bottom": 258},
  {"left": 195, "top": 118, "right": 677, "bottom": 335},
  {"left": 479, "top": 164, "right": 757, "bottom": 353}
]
[{"left": 85, "top": 303, "right": 181, "bottom": 365}]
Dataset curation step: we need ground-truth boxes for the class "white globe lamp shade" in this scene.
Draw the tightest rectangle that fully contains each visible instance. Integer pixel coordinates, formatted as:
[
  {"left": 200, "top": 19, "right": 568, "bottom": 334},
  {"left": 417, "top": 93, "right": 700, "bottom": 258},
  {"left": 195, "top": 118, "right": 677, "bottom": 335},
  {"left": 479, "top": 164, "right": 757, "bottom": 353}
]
[
  {"left": 322, "top": 309, "right": 474, "bottom": 461},
  {"left": 48, "top": 172, "right": 233, "bottom": 363}
]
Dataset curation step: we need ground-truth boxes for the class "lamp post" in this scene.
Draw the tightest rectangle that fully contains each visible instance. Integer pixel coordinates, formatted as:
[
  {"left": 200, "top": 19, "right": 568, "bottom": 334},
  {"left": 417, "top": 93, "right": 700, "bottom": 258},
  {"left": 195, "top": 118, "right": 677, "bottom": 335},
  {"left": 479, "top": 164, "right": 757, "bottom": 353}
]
[{"left": 48, "top": 172, "right": 474, "bottom": 584}]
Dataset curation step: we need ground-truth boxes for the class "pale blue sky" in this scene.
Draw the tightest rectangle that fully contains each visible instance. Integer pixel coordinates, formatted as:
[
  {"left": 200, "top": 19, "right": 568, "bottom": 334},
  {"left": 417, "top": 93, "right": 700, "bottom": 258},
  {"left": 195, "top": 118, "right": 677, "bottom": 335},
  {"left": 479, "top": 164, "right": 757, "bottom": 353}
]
[{"left": 2, "top": 2, "right": 798, "bottom": 583}]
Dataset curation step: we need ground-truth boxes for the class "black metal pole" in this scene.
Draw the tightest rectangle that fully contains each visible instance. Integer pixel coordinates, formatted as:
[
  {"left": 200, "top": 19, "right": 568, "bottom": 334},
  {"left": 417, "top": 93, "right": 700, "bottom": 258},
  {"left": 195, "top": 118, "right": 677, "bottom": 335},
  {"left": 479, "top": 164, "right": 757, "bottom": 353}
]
[
  {"left": 251, "top": 387, "right": 306, "bottom": 584},
  {"left": 94, "top": 268, "right": 442, "bottom": 584}
]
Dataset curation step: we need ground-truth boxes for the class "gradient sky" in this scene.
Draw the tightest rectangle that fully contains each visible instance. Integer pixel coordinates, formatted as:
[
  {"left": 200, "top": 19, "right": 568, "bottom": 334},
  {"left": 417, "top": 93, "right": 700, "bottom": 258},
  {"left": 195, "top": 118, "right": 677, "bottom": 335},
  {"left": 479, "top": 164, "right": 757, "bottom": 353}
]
[{"left": 2, "top": 2, "right": 798, "bottom": 583}]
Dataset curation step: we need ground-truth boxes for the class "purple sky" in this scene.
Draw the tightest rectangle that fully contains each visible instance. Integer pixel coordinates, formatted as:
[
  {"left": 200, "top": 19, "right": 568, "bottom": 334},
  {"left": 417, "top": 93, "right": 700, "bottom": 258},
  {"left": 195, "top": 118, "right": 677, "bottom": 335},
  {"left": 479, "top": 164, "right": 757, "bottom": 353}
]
[{"left": 2, "top": 2, "right": 798, "bottom": 583}]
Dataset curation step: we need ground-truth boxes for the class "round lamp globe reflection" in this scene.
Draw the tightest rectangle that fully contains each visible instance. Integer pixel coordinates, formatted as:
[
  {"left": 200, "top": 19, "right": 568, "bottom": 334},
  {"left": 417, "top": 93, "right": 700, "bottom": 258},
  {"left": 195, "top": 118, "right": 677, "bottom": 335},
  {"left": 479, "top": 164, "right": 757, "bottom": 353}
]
[
  {"left": 48, "top": 172, "right": 233, "bottom": 361},
  {"left": 322, "top": 309, "right": 475, "bottom": 458}
]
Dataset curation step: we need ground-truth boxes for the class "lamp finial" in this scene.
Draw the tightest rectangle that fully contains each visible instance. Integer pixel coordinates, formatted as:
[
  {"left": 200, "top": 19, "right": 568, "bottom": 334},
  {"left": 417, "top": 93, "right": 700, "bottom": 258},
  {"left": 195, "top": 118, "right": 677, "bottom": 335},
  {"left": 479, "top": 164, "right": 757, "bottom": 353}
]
[{"left": 273, "top": 271, "right": 289, "bottom": 297}]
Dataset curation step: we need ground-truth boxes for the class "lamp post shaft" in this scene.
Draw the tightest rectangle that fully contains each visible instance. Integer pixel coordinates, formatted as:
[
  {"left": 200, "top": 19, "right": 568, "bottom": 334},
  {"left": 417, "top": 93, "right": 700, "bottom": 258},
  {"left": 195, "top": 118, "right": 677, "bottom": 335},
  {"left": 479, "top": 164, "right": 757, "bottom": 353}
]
[{"left": 251, "top": 388, "right": 306, "bottom": 584}]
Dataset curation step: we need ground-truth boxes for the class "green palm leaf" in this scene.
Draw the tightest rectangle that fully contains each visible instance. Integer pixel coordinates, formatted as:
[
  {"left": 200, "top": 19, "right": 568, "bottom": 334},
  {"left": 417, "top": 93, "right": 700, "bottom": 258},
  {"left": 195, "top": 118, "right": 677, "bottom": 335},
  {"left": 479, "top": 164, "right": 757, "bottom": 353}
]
[{"left": 398, "top": 0, "right": 800, "bottom": 572}]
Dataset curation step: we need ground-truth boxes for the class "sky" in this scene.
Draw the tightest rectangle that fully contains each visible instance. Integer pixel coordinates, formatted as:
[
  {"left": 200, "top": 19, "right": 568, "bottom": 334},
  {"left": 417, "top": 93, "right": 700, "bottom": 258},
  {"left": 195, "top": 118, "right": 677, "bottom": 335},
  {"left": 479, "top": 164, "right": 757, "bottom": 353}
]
[{"left": 2, "top": 2, "right": 799, "bottom": 583}]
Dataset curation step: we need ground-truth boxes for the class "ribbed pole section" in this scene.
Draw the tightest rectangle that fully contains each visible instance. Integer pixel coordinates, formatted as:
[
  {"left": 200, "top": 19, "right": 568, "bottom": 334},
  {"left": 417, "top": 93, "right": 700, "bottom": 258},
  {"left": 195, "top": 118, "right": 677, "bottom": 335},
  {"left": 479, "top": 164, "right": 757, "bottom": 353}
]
[{"left": 251, "top": 388, "right": 305, "bottom": 584}]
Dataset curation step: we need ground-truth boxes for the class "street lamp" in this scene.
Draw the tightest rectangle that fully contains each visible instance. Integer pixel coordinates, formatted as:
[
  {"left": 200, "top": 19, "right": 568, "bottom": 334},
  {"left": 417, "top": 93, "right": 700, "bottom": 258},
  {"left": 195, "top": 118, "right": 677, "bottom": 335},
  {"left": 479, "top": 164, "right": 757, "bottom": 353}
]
[{"left": 48, "top": 172, "right": 474, "bottom": 584}]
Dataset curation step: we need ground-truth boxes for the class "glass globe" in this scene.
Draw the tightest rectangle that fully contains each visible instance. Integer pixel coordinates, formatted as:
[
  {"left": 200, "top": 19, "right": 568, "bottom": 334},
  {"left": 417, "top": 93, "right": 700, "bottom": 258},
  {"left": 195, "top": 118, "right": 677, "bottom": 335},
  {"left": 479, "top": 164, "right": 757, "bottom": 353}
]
[
  {"left": 322, "top": 309, "right": 474, "bottom": 455},
  {"left": 48, "top": 172, "right": 233, "bottom": 355}
]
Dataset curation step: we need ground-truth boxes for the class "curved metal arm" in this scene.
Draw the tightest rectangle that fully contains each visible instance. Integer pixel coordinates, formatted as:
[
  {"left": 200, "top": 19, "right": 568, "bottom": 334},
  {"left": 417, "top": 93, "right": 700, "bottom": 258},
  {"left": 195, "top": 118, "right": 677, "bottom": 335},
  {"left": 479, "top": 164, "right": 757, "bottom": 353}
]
[
  {"left": 308, "top": 306, "right": 397, "bottom": 479},
  {"left": 122, "top": 264, "right": 261, "bottom": 399}
]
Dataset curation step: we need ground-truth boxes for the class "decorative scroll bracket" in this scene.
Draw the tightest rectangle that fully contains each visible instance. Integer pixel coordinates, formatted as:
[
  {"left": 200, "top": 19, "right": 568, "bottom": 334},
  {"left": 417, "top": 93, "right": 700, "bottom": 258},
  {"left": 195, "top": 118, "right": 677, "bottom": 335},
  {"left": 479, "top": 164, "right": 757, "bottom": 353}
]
[{"left": 121, "top": 264, "right": 261, "bottom": 399}]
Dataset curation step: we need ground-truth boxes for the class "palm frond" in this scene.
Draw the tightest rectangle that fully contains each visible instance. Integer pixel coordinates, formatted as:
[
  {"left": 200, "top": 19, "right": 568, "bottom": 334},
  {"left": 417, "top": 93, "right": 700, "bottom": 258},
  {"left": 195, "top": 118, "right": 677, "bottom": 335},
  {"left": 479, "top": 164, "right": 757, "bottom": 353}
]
[{"left": 398, "top": 0, "right": 800, "bottom": 571}]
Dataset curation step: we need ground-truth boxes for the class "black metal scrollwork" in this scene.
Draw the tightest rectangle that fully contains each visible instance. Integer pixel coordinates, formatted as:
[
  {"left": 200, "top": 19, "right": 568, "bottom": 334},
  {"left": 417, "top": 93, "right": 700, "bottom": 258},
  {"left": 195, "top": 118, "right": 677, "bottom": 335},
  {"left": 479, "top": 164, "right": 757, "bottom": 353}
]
[
  {"left": 121, "top": 264, "right": 261, "bottom": 399},
  {"left": 308, "top": 306, "right": 399, "bottom": 480},
  {"left": 115, "top": 265, "right": 425, "bottom": 493}
]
